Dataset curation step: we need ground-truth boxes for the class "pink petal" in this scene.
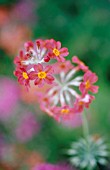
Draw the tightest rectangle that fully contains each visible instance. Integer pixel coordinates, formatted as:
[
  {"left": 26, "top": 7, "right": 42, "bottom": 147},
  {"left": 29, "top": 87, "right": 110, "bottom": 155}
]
[
  {"left": 89, "top": 85, "right": 99, "bottom": 93},
  {"left": 44, "top": 65, "right": 53, "bottom": 73},
  {"left": 34, "top": 64, "right": 43, "bottom": 72},
  {"left": 60, "top": 48, "right": 69, "bottom": 56},
  {"left": 56, "top": 41, "right": 61, "bottom": 49},
  {"left": 45, "top": 75, "right": 54, "bottom": 84}
]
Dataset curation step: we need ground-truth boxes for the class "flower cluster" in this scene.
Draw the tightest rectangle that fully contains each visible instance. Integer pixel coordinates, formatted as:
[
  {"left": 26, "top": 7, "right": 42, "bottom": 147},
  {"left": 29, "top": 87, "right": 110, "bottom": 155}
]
[{"left": 14, "top": 38, "right": 98, "bottom": 122}]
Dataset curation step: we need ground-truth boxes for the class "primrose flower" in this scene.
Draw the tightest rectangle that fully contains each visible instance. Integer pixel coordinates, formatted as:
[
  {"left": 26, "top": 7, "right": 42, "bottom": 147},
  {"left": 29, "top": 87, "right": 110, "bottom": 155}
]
[
  {"left": 47, "top": 39, "right": 69, "bottom": 62},
  {"left": 14, "top": 66, "right": 31, "bottom": 90},
  {"left": 80, "top": 70, "right": 99, "bottom": 95},
  {"left": 29, "top": 64, "right": 54, "bottom": 87},
  {"left": 72, "top": 56, "right": 88, "bottom": 72}
]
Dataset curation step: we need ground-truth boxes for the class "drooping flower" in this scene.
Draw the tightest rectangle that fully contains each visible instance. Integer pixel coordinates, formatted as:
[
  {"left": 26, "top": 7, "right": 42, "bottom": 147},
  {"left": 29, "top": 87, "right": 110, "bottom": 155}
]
[
  {"left": 79, "top": 70, "right": 99, "bottom": 95},
  {"left": 72, "top": 56, "right": 88, "bottom": 72},
  {"left": 29, "top": 64, "right": 54, "bottom": 87},
  {"left": 47, "top": 39, "right": 69, "bottom": 62},
  {"left": 74, "top": 94, "right": 95, "bottom": 113}
]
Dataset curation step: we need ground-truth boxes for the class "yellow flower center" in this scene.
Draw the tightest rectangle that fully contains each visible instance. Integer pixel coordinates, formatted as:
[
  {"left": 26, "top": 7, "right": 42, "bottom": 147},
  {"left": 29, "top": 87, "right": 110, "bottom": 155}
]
[
  {"left": 38, "top": 71, "right": 47, "bottom": 79},
  {"left": 85, "top": 80, "right": 91, "bottom": 89},
  {"left": 79, "top": 101, "right": 84, "bottom": 105},
  {"left": 53, "top": 48, "right": 60, "bottom": 56},
  {"left": 22, "top": 72, "right": 28, "bottom": 79},
  {"left": 61, "top": 109, "right": 69, "bottom": 114}
]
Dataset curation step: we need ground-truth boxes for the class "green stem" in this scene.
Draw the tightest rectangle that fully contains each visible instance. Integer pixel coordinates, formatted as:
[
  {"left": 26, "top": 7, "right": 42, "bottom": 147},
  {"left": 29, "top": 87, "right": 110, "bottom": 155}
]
[{"left": 82, "top": 110, "right": 89, "bottom": 140}]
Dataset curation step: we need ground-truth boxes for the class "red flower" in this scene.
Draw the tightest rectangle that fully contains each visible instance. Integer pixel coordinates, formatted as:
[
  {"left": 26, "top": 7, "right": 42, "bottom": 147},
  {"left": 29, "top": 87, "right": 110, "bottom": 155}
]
[
  {"left": 30, "top": 63, "right": 54, "bottom": 87},
  {"left": 14, "top": 67, "right": 30, "bottom": 89},
  {"left": 47, "top": 39, "right": 69, "bottom": 62},
  {"left": 79, "top": 70, "right": 99, "bottom": 95},
  {"left": 74, "top": 94, "right": 95, "bottom": 113},
  {"left": 14, "top": 50, "right": 29, "bottom": 66},
  {"left": 72, "top": 56, "right": 88, "bottom": 72}
]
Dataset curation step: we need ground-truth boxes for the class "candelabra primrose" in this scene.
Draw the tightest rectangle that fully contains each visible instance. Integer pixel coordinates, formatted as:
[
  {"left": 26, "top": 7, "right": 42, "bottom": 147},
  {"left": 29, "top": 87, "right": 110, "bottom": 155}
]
[{"left": 14, "top": 39, "right": 109, "bottom": 170}]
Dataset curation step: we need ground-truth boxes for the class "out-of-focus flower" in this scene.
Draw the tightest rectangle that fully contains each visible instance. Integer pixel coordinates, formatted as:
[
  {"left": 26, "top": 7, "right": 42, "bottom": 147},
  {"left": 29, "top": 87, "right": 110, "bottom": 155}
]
[
  {"left": 25, "top": 152, "right": 44, "bottom": 169},
  {"left": 11, "top": 0, "right": 36, "bottom": 24},
  {"left": 0, "top": 6, "right": 10, "bottom": 26},
  {"left": 15, "top": 113, "right": 39, "bottom": 142},
  {"left": 0, "top": 77, "right": 20, "bottom": 121},
  {"left": 0, "top": 24, "right": 31, "bottom": 56},
  {"left": 32, "top": 163, "right": 73, "bottom": 170}
]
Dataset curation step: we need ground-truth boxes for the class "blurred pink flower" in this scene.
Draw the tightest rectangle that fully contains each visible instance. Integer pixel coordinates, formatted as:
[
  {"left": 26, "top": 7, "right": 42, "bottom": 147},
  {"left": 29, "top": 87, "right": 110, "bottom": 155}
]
[
  {"left": 0, "top": 77, "right": 20, "bottom": 121},
  {"left": 11, "top": 0, "right": 36, "bottom": 23},
  {"left": 15, "top": 113, "right": 39, "bottom": 142},
  {"left": 32, "top": 163, "right": 73, "bottom": 170}
]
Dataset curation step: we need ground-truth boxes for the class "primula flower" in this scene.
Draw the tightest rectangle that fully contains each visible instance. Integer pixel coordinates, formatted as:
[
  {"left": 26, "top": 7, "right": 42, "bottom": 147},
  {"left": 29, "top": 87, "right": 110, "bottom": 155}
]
[
  {"left": 14, "top": 50, "right": 29, "bottom": 66},
  {"left": 47, "top": 39, "right": 69, "bottom": 62},
  {"left": 74, "top": 94, "right": 95, "bottom": 113},
  {"left": 29, "top": 64, "right": 54, "bottom": 87},
  {"left": 80, "top": 70, "right": 99, "bottom": 95},
  {"left": 52, "top": 60, "right": 73, "bottom": 74},
  {"left": 72, "top": 56, "right": 88, "bottom": 72},
  {"left": 15, "top": 113, "right": 39, "bottom": 142},
  {"left": 14, "top": 67, "right": 30, "bottom": 89}
]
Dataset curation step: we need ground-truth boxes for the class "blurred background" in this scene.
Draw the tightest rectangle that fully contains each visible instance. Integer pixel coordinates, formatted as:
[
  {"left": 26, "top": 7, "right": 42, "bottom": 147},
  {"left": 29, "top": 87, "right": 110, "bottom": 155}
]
[{"left": 0, "top": 0, "right": 110, "bottom": 169}]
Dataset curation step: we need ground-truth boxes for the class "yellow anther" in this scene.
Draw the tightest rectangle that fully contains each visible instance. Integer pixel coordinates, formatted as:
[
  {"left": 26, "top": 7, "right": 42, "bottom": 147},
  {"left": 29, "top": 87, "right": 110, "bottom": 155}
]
[
  {"left": 53, "top": 48, "right": 60, "bottom": 56},
  {"left": 38, "top": 71, "right": 47, "bottom": 79},
  {"left": 22, "top": 72, "right": 28, "bottom": 79}
]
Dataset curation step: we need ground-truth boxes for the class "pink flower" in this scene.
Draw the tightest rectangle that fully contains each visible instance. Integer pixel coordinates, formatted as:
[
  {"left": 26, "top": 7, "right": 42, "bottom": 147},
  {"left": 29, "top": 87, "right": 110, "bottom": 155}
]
[
  {"left": 14, "top": 67, "right": 30, "bottom": 89},
  {"left": 72, "top": 56, "right": 88, "bottom": 72},
  {"left": 79, "top": 70, "right": 99, "bottom": 95},
  {"left": 52, "top": 60, "right": 73, "bottom": 74},
  {"left": 30, "top": 64, "right": 54, "bottom": 87},
  {"left": 51, "top": 106, "right": 74, "bottom": 122},
  {"left": 32, "top": 163, "right": 73, "bottom": 170},
  {"left": 0, "top": 78, "right": 20, "bottom": 121},
  {"left": 14, "top": 50, "right": 29, "bottom": 66},
  {"left": 15, "top": 113, "right": 39, "bottom": 142},
  {"left": 47, "top": 39, "right": 69, "bottom": 62},
  {"left": 74, "top": 94, "right": 95, "bottom": 113}
]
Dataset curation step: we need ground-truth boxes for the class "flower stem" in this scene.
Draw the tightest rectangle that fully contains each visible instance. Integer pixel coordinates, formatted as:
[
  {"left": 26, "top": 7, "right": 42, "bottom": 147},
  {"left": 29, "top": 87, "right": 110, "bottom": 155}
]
[{"left": 82, "top": 110, "right": 89, "bottom": 140}]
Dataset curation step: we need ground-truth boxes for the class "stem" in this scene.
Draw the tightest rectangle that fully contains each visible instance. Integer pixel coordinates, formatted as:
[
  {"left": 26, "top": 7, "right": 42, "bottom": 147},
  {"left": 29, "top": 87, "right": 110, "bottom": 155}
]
[{"left": 82, "top": 110, "right": 89, "bottom": 140}]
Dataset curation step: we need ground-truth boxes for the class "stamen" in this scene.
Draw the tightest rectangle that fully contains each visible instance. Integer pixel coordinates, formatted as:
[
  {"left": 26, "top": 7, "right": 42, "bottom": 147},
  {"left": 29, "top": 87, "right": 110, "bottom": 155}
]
[
  {"left": 53, "top": 48, "right": 60, "bottom": 56},
  {"left": 38, "top": 71, "right": 47, "bottom": 79},
  {"left": 22, "top": 72, "right": 28, "bottom": 79}
]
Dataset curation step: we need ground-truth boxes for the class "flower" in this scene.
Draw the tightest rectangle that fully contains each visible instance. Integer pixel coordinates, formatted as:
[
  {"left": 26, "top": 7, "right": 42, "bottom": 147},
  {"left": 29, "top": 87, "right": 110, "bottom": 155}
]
[
  {"left": 32, "top": 163, "right": 73, "bottom": 170},
  {"left": 72, "top": 56, "right": 88, "bottom": 72},
  {"left": 47, "top": 39, "right": 69, "bottom": 62},
  {"left": 14, "top": 67, "right": 30, "bottom": 89},
  {"left": 52, "top": 60, "right": 73, "bottom": 74},
  {"left": 15, "top": 113, "right": 39, "bottom": 142},
  {"left": 79, "top": 70, "right": 99, "bottom": 95},
  {"left": 0, "top": 77, "right": 20, "bottom": 121},
  {"left": 74, "top": 94, "right": 95, "bottom": 113},
  {"left": 29, "top": 64, "right": 54, "bottom": 87}
]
